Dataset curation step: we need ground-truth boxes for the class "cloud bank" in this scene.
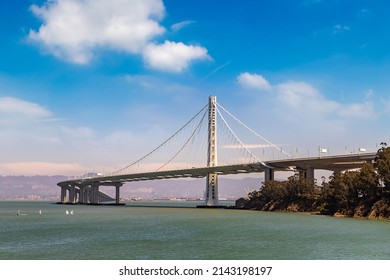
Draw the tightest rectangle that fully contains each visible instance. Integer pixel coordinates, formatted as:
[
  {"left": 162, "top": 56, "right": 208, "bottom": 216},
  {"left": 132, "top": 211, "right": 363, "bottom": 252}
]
[
  {"left": 28, "top": 0, "right": 209, "bottom": 72},
  {"left": 236, "top": 72, "right": 374, "bottom": 120}
]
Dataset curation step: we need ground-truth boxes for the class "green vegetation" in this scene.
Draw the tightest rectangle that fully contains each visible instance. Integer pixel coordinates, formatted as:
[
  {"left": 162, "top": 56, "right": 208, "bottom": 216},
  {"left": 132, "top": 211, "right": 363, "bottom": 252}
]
[{"left": 239, "top": 145, "right": 390, "bottom": 219}]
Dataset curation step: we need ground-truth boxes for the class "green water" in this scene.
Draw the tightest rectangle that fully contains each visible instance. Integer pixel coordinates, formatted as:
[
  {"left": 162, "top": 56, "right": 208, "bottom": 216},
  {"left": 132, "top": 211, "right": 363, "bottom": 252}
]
[{"left": 0, "top": 200, "right": 389, "bottom": 260}]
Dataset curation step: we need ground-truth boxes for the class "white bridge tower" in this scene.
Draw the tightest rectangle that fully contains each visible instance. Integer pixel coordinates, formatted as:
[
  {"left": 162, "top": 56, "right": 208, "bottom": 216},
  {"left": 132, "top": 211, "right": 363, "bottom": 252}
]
[{"left": 205, "top": 95, "right": 219, "bottom": 206}]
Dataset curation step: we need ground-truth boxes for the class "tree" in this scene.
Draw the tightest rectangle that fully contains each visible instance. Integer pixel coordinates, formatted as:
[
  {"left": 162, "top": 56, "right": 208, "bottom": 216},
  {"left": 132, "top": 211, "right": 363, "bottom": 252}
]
[
  {"left": 319, "top": 171, "right": 357, "bottom": 215},
  {"left": 285, "top": 175, "right": 318, "bottom": 209},
  {"left": 258, "top": 180, "right": 287, "bottom": 210},
  {"left": 354, "top": 163, "right": 378, "bottom": 200},
  {"left": 374, "top": 146, "right": 390, "bottom": 195}
]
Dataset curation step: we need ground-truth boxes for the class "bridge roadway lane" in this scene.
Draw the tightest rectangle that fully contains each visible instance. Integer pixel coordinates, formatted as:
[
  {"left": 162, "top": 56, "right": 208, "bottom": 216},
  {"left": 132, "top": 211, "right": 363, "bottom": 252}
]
[{"left": 57, "top": 152, "right": 376, "bottom": 187}]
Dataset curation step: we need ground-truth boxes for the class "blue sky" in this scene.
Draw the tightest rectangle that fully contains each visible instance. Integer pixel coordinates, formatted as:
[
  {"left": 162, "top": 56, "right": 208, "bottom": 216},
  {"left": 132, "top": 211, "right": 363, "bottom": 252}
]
[{"left": 1, "top": 0, "right": 390, "bottom": 175}]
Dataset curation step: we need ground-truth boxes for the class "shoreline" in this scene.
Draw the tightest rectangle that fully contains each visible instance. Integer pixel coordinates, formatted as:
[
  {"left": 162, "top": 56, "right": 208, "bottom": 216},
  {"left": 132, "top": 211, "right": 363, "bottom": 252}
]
[{"left": 231, "top": 206, "right": 390, "bottom": 221}]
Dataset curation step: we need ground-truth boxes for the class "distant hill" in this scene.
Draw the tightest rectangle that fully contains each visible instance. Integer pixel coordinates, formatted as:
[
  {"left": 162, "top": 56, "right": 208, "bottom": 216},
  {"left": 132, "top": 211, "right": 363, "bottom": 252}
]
[
  {"left": 0, "top": 175, "right": 67, "bottom": 200},
  {"left": 0, "top": 175, "right": 263, "bottom": 201}
]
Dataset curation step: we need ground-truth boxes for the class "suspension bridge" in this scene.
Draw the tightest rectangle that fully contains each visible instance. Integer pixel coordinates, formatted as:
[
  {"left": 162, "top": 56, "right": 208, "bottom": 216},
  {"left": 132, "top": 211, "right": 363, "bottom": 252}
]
[{"left": 57, "top": 96, "right": 376, "bottom": 206}]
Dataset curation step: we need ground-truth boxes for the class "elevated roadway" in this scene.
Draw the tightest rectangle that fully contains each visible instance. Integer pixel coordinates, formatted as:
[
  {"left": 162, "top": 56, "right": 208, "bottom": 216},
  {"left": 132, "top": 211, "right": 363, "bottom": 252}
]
[{"left": 57, "top": 152, "right": 376, "bottom": 204}]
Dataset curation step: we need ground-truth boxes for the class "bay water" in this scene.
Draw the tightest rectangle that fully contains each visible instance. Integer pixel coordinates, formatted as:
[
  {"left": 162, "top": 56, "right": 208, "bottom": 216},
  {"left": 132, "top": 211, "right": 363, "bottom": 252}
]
[{"left": 1, "top": 200, "right": 389, "bottom": 260}]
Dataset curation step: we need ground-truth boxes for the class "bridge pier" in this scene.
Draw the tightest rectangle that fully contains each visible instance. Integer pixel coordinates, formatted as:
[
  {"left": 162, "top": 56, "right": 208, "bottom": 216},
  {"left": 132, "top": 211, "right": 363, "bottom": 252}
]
[
  {"left": 91, "top": 183, "right": 100, "bottom": 204},
  {"left": 60, "top": 185, "right": 79, "bottom": 204},
  {"left": 114, "top": 183, "right": 123, "bottom": 204},
  {"left": 299, "top": 168, "right": 315, "bottom": 180},
  {"left": 84, "top": 187, "right": 90, "bottom": 203},
  {"left": 264, "top": 167, "right": 315, "bottom": 182},
  {"left": 79, "top": 186, "right": 84, "bottom": 204},
  {"left": 69, "top": 185, "right": 77, "bottom": 204},
  {"left": 60, "top": 186, "right": 67, "bottom": 203},
  {"left": 264, "top": 168, "right": 275, "bottom": 182},
  {"left": 79, "top": 186, "right": 91, "bottom": 204},
  {"left": 206, "top": 173, "right": 219, "bottom": 206}
]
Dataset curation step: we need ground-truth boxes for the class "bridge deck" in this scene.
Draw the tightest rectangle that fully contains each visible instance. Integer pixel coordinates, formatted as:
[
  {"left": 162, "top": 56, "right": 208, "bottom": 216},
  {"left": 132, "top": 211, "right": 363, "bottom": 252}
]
[
  {"left": 57, "top": 152, "right": 376, "bottom": 187},
  {"left": 268, "top": 152, "right": 376, "bottom": 171}
]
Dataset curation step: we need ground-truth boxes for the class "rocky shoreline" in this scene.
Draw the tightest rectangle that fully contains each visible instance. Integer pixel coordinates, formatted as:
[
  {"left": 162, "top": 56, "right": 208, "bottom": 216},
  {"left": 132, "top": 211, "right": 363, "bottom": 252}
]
[{"left": 235, "top": 196, "right": 390, "bottom": 220}]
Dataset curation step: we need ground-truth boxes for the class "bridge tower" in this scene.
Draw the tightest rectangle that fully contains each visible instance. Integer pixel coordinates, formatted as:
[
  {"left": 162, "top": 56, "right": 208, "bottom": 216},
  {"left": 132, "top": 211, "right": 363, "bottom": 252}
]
[{"left": 205, "top": 95, "right": 219, "bottom": 206}]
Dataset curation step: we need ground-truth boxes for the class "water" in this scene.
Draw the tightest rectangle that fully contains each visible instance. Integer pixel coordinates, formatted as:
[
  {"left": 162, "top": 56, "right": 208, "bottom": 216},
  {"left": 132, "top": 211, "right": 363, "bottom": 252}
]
[{"left": 1, "top": 200, "right": 389, "bottom": 260}]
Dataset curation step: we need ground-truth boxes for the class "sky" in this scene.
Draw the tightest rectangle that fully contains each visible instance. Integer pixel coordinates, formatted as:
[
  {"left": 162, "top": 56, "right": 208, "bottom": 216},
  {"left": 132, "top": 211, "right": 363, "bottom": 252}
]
[{"left": 1, "top": 0, "right": 390, "bottom": 176}]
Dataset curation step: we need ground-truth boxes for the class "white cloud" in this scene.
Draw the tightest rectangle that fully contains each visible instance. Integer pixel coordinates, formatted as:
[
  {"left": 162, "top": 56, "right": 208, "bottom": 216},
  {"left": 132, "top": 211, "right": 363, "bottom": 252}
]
[
  {"left": 0, "top": 97, "right": 52, "bottom": 126},
  {"left": 28, "top": 0, "right": 166, "bottom": 64},
  {"left": 237, "top": 72, "right": 375, "bottom": 121},
  {"left": 333, "top": 24, "right": 350, "bottom": 33},
  {"left": 277, "top": 81, "right": 318, "bottom": 106},
  {"left": 338, "top": 102, "right": 374, "bottom": 118},
  {"left": 275, "top": 81, "right": 376, "bottom": 120},
  {"left": 276, "top": 81, "right": 339, "bottom": 113},
  {"left": 28, "top": 0, "right": 210, "bottom": 72},
  {"left": 143, "top": 40, "right": 210, "bottom": 72},
  {"left": 236, "top": 72, "right": 272, "bottom": 91},
  {"left": 171, "top": 20, "right": 195, "bottom": 32},
  {"left": 0, "top": 96, "right": 51, "bottom": 118}
]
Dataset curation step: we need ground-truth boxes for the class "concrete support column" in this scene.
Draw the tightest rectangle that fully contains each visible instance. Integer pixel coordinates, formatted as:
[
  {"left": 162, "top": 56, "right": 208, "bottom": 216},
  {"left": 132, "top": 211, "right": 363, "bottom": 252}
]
[
  {"left": 75, "top": 188, "right": 80, "bottom": 203},
  {"left": 206, "top": 173, "right": 218, "bottom": 206},
  {"left": 114, "top": 183, "right": 123, "bottom": 205},
  {"left": 84, "top": 188, "right": 89, "bottom": 203},
  {"left": 85, "top": 187, "right": 91, "bottom": 204},
  {"left": 60, "top": 187, "right": 67, "bottom": 203},
  {"left": 79, "top": 186, "right": 85, "bottom": 204},
  {"left": 78, "top": 186, "right": 83, "bottom": 204},
  {"left": 307, "top": 168, "right": 315, "bottom": 180},
  {"left": 84, "top": 188, "right": 88, "bottom": 203},
  {"left": 69, "top": 185, "right": 76, "bottom": 204},
  {"left": 68, "top": 187, "right": 73, "bottom": 204},
  {"left": 90, "top": 185, "right": 94, "bottom": 204},
  {"left": 91, "top": 186, "right": 95, "bottom": 204},
  {"left": 91, "top": 182, "right": 100, "bottom": 204},
  {"left": 300, "top": 168, "right": 315, "bottom": 180},
  {"left": 264, "top": 168, "right": 275, "bottom": 182}
]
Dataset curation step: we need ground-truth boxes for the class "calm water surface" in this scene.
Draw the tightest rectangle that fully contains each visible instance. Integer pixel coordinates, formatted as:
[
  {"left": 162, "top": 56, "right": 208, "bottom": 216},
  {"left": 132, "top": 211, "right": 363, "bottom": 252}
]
[{"left": 0, "top": 200, "right": 389, "bottom": 260}]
